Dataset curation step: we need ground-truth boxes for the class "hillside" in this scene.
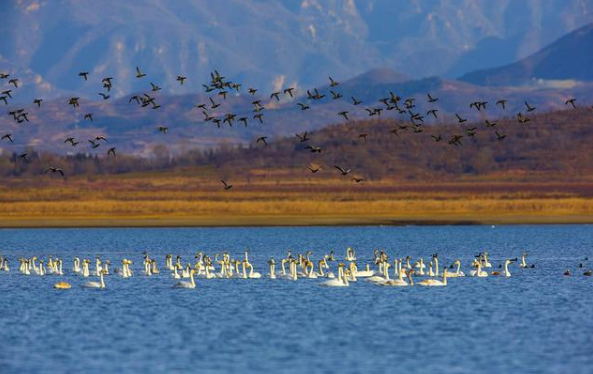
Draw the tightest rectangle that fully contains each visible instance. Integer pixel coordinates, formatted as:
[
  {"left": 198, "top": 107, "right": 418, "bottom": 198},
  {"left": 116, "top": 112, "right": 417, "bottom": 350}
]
[
  {"left": 2, "top": 66, "right": 593, "bottom": 157},
  {"left": 460, "top": 23, "right": 593, "bottom": 86},
  {"left": 3, "top": 108, "right": 593, "bottom": 182}
]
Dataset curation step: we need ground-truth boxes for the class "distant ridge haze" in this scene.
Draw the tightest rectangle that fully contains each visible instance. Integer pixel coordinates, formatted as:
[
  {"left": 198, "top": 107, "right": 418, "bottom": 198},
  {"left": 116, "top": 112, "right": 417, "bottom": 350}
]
[{"left": 1, "top": 0, "right": 593, "bottom": 101}]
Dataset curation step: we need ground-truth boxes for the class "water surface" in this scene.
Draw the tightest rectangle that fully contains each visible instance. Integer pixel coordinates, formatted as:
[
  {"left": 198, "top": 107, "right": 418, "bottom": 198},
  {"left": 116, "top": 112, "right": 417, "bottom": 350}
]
[{"left": 0, "top": 226, "right": 592, "bottom": 374}]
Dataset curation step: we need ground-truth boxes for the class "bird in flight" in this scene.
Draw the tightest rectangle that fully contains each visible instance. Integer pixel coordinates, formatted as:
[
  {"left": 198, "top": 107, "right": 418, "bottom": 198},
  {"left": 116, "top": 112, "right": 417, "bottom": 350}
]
[
  {"left": 248, "top": 88, "right": 258, "bottom": 95},
  {"left": 33, "top": 99, "right": 43, "bottom": 107},
  {"left": 565, "top": 98, "right": 577, "bottom": 109},
  {"left": 176, "top": 75, "right": 187, "bottom": 85},
  {"left": 88, "top": 140, "right": 100, "bottom": 149},
  {"left": 136, "top": 67, "right": 146, "bottom": 78},
  {"left": 98, "top": 93, "right": 110, "bottom": 100},
  {"left": 45, "top": 167, "right": 65, "bottom": 177},
  {"left": 496, "top": 99, "right": 507, "bottom": 110},
  {"left": 431, "top": 134, "right": 443, "bottom": 142},
  {"left": 455, "top": 113, "right": 467, "bottom": 124},
  {"left": 305, "top": 145, "right": 321, "bottom": 153},
  {"left": 253, "top": 113, "right": 264, "bottom": 124},
  {"left": 297, "top": 103, "right": 310, "bottom": 110},
  {"left": 79, "top": 72, "right": 89, "bottom": 81},
  {"left": 270, "top": 92, "right": 281, "bottom": 102},
  {"left": 329, "top": 76, "right": 339, "bottom": 87},
  {"left": 108, "top": 147, "right": 117, "bottom": 157},
  {"left": 221, "top": 179, "right": 233, "bottom": 190},
  {"left": 308, "top": 165, "right": 321, "bottom": 173},
  {"left": 525, "top": 101, "right": 536, "bottom": 112},
  {"left": 448, "top": 135, "right": 463, "bottom": 146},
  {"left": 8, "top": 78, "right": 19, "bottom": 88},
  {"left": 256, "top": 136, "right": 268, "bottom": 146},
  {"left": 351, "top": 96, "right": 362, "bottom": 105},
  {"left": 485, "top": 120, "right": 497, "bottom": 128},
  {"left": 19, "top": 152, "right": 29, "bottom": 163},
  {"left": 296, "top": 132, "right": 310, "bottom": 142},
  {"left": 1, "top": 133, "right": 13, "bottom": 143},
  {"left": 150, "top": 83, "right": 161, "bottom": 92},
  {"left": 84, "top": 113, "right": 93, "bottom": 121},
  {"left": 427, "top": 109, "right": 438, "bottom": 119},
  {"left": 338, "top": 111, "right": 349, "bottom": 121},
  {"left": 283, "top": 87, "right": 295, "bottom": 98},
  {"left": 158, "top": 126, "right": 168, "bottom": 134},
  {"left": 517, "top": 112, "right": 530, "bottom": 124},
  {"left": 495, "top": 131, "right": 507, "bottom": 141},
  {"left": 427, "top": 93, "right": 438, "bottom": 103},
  {"left": 334, "top": 165, "right": 351, "bottom": 176},
  {"left": 0, "top": 73, "right": 9, "bottom": 79}
]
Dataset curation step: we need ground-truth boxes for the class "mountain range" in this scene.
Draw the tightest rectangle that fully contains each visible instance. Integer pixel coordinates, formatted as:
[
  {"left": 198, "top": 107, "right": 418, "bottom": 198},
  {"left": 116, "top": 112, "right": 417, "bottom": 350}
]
[
  {"left": 1, "top": 1, "right": 593, "bottom": 157},
  {"left": 1, "top": 0, "right": 593, "bottom": 101}
]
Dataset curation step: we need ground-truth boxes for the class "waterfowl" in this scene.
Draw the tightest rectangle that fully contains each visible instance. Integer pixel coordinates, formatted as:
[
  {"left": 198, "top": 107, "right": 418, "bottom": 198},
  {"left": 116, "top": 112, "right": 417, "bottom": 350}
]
[
  {"left": 469, "top": 260, "right": 488, "bottom": 277},
  {"left": 54, "top": 282, "right": 72, "bottom": 289},
  {"left": 382, "top": 265, "right": 409, "bottom": 287},
  {"left": 418, "top": 268, "right": 447, "bottom": 287},
  {"left": 174, "top": 270, "right": 196, "bottom": 289},
  {"left": 447, "top": 260, "right": 465, "bottom": 278},
  {"left": 492, "top": 259, "right": 514, "bottom": 277},
  {"left": 584, "top": 270, "right": 592, "bottom": 276},
  {"left": 345, "top": 247, "right": 356, "bottom": 261},
  {"left": 320, "top": 263, "right": 349, "bottom": 287},
  {"left": 82, "top": 271, "right": 106, "bottom": 289}
]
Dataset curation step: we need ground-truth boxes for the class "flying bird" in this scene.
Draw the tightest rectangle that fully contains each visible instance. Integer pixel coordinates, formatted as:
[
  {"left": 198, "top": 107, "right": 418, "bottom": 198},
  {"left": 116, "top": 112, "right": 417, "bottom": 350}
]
[
  {"left": 496, "top": 99, "right": 507, "bottom": 110},
  {"left": 221, "top": 179, "right": 233, "bottom": 190},
  {"left": 525, "top": 101, "right": 536, "bottom": 112},
  {"left": 338, "top": 111, "right": 349, "bottom": 121},
  {"left": 351, "top": 96, "right": 362, "bottom": 105},
  {"left": 176, "top": 75, "right": 187, "bottom": 85},
  {"left": 334, "top": 165, "right": 351, "bottom": 176},
  {"left": 427, "top": 93, "right": 438, "bottom": 103},
  {"left": 107, "top": 147, "right": 117, "bottom": 157},
  {"left": 455, "top": 113, "right": 467, "bottom": 124},
  {"left": 158, "top": 126, "right": 168, "bottom": 134},
  {"left": 565, "top": 98, "right": 577, "bottom": 109},
  {"left": 84, "top": 113, "right": 93, "bottom": 121},
  {"left": 45, "top": 167, "right": 65, "bottom": 177},
  {"left": 98, "top": 93, "right": 110, "bottom": 100},
  {"left": 136, "top": 67, "right": 146, "bottom": 78},
  {"left": 256, "top": 136, "right": 268, "bottom": 146},
  {"left": 296, "top": 132, "right": 310, "bottom": 142},
  {"left": 78, "top": 72, "right": 89, "bottom": 81},
  {"left": 33, "top": 99, "right": 42, "bottom": 107},
  {"left": 329, "top": 76, "right": 339, "bottom": 87},
  {"left": 1, "top": 133, "right": 13, "bottom": 143}
]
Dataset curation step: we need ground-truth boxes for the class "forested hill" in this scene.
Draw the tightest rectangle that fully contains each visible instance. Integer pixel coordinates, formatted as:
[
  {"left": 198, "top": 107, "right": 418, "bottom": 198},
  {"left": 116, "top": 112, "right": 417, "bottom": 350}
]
[{"left": 2, "top": 108, "right": 593, "bottom": 182}]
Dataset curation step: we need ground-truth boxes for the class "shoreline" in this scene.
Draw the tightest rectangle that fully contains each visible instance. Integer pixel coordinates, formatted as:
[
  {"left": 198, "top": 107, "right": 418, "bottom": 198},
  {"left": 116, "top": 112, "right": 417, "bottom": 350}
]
[{"left": 1, "top": 214, "right": 592, "bottom": 228}]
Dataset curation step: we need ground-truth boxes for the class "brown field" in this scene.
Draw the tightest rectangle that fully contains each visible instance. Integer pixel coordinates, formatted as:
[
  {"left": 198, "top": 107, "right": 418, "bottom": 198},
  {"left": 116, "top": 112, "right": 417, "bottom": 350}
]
[{"left": 1, "top": 171, "right": 592, "bottom": 227}]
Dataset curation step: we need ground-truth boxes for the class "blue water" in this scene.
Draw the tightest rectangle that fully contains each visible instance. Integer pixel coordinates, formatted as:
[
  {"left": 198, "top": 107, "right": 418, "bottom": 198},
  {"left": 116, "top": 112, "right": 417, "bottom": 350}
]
[{"left": 0, "top": 225, "right": 592, "bottom": 374}]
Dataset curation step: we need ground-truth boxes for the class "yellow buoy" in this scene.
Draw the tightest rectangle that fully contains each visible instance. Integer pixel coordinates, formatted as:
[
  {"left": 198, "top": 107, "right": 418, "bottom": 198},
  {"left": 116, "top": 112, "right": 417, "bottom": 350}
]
[{"left": 54, "top": 281, "right": 72, "bottom": 289}]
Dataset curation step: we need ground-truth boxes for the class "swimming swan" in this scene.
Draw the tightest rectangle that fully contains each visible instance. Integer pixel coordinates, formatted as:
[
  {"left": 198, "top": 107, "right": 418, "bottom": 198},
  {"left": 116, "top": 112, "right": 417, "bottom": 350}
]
[
  {"left": 82, "top": 271, "right": 106, "bottom": 289},
  {"left": 418, "top": 268, "right": 447, "bottom": 287},
  {"left": 173, "top": 270, "right": 196, "bottom": 289}
]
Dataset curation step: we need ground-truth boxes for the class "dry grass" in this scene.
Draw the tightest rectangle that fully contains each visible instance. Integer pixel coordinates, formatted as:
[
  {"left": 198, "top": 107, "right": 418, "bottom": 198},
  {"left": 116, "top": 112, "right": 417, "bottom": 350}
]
[{"left": 1, "top": 174, "right": 593, "bottom": 226}]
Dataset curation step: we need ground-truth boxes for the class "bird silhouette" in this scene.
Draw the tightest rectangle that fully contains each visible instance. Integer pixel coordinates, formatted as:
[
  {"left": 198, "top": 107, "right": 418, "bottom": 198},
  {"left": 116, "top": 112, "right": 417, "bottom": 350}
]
[
  {"left": 248, "top": 88, "right": 258, "bottom": 95},
  {"left": 78, "top": 72, "right": 89, "bottom": 81},
  {"left": 0, "top": 73, "right": 9, "bottom": 79},
  {"left": 88, "top": 140, "right": 100, "bottom": 149},
  {"left": 176, "top": 75, "right": 187, "bottom": 85},
  {"left": 150, "top": 83, "right": 161, "bottom": 92},
  {"left": 107, "top": 147, "right": 117, "bottom": 157},
  {"left": 351, "top": 96, "right": 362, "bottom": 105},
  {"left": 1, "top": 133, "right": 13, "bottom": 143},
  {"left": 431, "top": 134, "right": 443, "bottom": 142},
  {"left": 98, "top": 93, "right": 110, "bottom": 100},
  {"left": 270, "top": 92, "right": 281, "bottom": 102},
  {"left": 297, "top": 103, "right": 310, "bottom": 110},
  {"left": 427, "top": 93, "right": 438, "bottom": 103},
  {"left": 455, "top": 113, "right": 467, "bottom": 124},
  {"left": 158, "top": 126, "right": 168, "bottom": 134},
  {"left": 221, "top": 179, "right": 233, "bottom": 190},
  {"left": 296, "top": 132, "right": 310, "bottom": 142},
  {"left": 136, "top": 67, "right": 146, "bottom": 78},
  {"left": 334, "top": 165, "right": 351, "bottom": 176},
  {"left": 2, "top": 90, "right": 12, "bottom": 99},
  {"left": 329, "top": 77, "right": 339, "bottom": 87},
  {"left": 253, "top": 113, "right": 264, "bottom": 124},
  {"left": 427, "top": 109, "right": 438, "bottom": 119},
  {"left": 256, "top": 136, "right": 268, "bottom": 146},
  {"left": 496, "top": 99, "right": 507, "bottom": 110},
  {"left": 565, "top": 98, "right": 577, "bottom": 109},
  {"left": 45, "top": 167, "right": 65, "bottom": 177},
  {"left": 495, "top": 131, "right": 507, "bottom": 141},
  {"left": 33, "top": 99, "right": 42, "bottom": 107},
  {"left": 485, "top": 119, "right": 497, "bottom": 128},
  {"left": 338, "top": 111, "right": 349, "bottom": 121},
  {"left": 283, "top": 87, "right": 295, "bottom": 98},
  {"left": 19, "top": 152, "right": 29, "bottom": 163},
  {"left": 84, "top": 113, "right": 93, "bottom": 121},
  {"left": 305, "top": 145, "right": 321, "bottom": 153},
  {"left": 8, "top": 78, "right": 19, "bottom": 88},
  {"left": 525, "top": 101, "right": 536, "bottom": 112}
]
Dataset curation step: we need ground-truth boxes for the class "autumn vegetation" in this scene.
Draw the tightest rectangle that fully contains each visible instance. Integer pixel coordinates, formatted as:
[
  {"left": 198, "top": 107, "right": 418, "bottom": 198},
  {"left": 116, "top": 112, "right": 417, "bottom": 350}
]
[{"left": 1, "top": 108, "right": 592, "bottom": 226}]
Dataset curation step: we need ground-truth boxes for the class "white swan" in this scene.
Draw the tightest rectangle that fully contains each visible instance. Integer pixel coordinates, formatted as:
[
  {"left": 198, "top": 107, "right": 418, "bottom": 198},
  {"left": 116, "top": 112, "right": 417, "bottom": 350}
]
[
  {"left": 320, "top": 263, "right": 349, "bottom": 287},
  {"left": 82, "top": 271, "right": 106, "bottom": 289},
  {"left": 469, "top": 261, "right": 488, "bottom": 277},
  {"left": 418, "top": 268, "right": 447, "bottom": 286},
  {"left": 492, "top": 259, "right": 514, "bottom": 277},
  {"left": 354, "top": 263, "right": 375, "bottom": 278},
  {"left": 447, "top": 260, "right": 465, "bottom": 278},
  {"left": 483, "top": 252, "right": 492, "bottom": 268},
  {"left": 173, "top": 270, "right": 196, "bottom": 289},
  {"left": 345, "top": 247, "right": 357, "bottom": 262},
  {"left": 382, "top": 263, "right": 409, "bottom": 286}
]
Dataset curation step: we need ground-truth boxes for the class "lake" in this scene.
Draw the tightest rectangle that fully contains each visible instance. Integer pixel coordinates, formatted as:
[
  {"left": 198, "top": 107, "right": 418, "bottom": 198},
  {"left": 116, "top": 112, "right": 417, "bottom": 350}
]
[{"left": 0, "top": 225, "right": 592, "bottom": 374}]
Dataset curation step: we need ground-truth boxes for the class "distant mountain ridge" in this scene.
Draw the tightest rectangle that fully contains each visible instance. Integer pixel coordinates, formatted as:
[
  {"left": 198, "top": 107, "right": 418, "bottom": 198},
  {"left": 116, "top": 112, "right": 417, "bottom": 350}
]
[
  {"left": 1, "top": 0, "right": 593, "bottom": 101},
  {"left": 460, "top": 23, "right": 593, "bottom": 86}
]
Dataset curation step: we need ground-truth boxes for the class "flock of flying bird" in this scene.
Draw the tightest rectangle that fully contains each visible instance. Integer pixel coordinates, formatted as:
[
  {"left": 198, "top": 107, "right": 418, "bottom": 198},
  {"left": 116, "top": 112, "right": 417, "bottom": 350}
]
[
  {"left": 0, "top": 248, "right": 590, "bottom": 289},
  {"left": 1, "top": 68, "right": 592, "bottom": 186}
]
